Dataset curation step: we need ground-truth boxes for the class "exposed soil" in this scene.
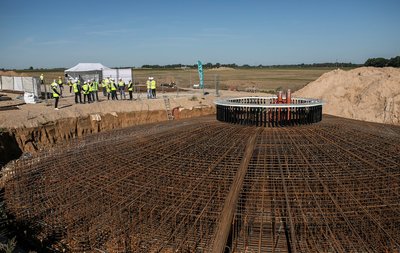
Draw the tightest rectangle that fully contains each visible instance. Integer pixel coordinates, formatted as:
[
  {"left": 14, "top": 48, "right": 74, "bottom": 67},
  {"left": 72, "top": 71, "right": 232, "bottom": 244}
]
[{"left": 294, "top": 67, "right": 400, "bottom": 125}]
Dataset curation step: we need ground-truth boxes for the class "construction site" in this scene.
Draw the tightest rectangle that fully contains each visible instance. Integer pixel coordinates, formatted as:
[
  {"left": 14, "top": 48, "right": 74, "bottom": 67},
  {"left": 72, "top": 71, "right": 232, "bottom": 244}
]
[{"left": 1, "top": 67, "right": 400, "bottom": 252}]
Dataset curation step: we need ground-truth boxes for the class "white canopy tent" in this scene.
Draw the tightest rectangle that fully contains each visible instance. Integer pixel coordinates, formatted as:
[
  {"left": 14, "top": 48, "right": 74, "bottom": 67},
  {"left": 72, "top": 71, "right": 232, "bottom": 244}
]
[{"left": 65, "top": 63, "right": 110, "bottom": 82}]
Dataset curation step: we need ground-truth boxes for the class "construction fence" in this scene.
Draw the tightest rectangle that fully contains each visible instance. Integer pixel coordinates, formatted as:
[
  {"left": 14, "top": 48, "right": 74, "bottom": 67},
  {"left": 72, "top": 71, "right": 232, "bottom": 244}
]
[{"left": 0, "top": 76, "right": 41, "bottom": 97}]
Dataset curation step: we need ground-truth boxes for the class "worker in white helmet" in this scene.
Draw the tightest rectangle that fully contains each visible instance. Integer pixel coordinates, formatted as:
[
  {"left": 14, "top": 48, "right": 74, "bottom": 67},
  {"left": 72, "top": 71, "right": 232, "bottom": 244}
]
[
  {"left": 146, "top": 77, "right": 152, "bottom": 99},
  {"left": 150, "top": 77, "right": 157, "bottom": 99},
  {"left": 110, "top": 78, "right": 118, "bottom": 100},
  {"left": 50, "top": 79, "right": 61, "bottom": 109}
]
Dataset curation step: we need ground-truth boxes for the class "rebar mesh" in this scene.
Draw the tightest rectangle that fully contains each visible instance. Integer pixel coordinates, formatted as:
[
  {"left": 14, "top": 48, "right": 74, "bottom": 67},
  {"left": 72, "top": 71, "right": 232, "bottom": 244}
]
[{"left": 4, "top": 115, "right": 400, "bottom": 252}]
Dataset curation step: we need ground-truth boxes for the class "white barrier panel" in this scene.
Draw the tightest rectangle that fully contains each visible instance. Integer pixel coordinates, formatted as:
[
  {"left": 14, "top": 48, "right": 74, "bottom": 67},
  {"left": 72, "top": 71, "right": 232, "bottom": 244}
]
[
  {"left": 102, "top": 68, "right": 132, "bottom": 83},
  {"left": 0, "top": 76, "right": 41, "bottom": 97},
  {"left": 14, "top": 77, "right": 23, "bottom": 91},
  {"left": 1, "top": 76, "right": 13, "bottom": 90}
]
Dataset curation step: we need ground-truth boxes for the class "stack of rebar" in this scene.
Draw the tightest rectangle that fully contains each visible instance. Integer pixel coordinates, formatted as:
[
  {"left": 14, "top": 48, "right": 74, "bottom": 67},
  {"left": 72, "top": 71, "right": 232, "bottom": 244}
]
[{"left": 4, "top": 115, "right": 400, "bottom": 252}]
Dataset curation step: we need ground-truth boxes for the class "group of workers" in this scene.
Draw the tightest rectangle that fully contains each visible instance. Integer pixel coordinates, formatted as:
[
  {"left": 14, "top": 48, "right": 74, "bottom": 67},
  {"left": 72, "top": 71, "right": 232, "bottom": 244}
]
[
  {"left": 48, "top": 75, "right": 157, "bottom": 110},
  {"left": 146, "top": 77, "right": 157, "bottom": 99}
]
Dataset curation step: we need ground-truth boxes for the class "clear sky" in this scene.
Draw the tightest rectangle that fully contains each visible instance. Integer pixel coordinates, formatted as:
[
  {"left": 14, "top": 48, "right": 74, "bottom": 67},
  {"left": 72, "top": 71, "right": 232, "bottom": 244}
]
[{"left": 1, "top": 0, "right": 399, "bottom": 69}]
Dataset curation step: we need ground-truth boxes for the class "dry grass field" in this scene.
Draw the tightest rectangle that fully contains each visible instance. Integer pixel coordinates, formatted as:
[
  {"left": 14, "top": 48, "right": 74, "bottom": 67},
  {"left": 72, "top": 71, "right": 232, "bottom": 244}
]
[
  {"left": 129, "top": 67, "right": 346, "bottom": 92},
  {"left": 18, "top": 67, "right": 350, "bottom": 93}
]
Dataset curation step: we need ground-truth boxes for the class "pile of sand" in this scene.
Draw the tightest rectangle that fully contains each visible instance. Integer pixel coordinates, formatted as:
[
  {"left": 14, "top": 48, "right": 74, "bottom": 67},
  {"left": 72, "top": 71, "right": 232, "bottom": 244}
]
[{"left": 294, "top": 67, "right": 400, "bottom": 125}]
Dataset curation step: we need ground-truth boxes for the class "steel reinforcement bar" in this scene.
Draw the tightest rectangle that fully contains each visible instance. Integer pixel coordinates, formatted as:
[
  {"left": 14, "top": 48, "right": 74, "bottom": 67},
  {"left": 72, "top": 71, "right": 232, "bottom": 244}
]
[{"left": 4, "top": 115, "right": 400, "bottom": 252}]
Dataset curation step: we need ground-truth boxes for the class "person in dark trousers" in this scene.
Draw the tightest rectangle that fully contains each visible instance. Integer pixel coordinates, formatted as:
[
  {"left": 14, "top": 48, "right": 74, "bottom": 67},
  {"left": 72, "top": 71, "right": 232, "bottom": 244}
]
[
  {"left": 51, "top": 79, "right": 61, "bottom": 110},
  {"left": 72, "top": 79, "right": 82, "bottom": 104},
  {"left": 110, "top": 78, "right": 118, "bottom": 100},
  {"left": 118, "top": 78, "right": 126, "bottom": 100},
  {"left": 57, "top": 76, "right": 64, "bottom": 96},
  {"left": 68, "top": 79, "right": 73, "bottom": 93},
  {"left": 128, "top": 80, "right": 133, "bottom": 100},
  {"left": 151, "top": 77, "right": 156, "bottom": 99},
  {"left": 82, "top": 81, "right": 91, "bottom": 104},
  {"left": 92, "top": 79, "right": 99, "bottom": 101}
]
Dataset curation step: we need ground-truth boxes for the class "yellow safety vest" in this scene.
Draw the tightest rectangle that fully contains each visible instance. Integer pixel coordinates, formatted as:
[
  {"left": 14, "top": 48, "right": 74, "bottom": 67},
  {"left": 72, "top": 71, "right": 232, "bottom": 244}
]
[
  {"left": 51, "top": 82, "right": 59, "bottom": 98},
  {"left": 92, "top": 81, "right": 98, "bottom": 91},
  {"left": 110, "top": 81, "right": 117, "bottom": 91},
  {"left": 104, "top": 79, "right": 109, "bottom": 86},
  {"left": 128, "top": 81, "right": 133, "bottom": 91},
  {"left": 58, "top": 79, "right": 63, "bottom": 85},
  {"left": 105, "top": 82, "right": 111, "bottom": 93},
  {"left": 146, "top": 80, "right": 151, "bottom": 89},
  {"left": 82, "top": 84, "right": 89, "bottom": 94},
  {"left": 118, "top": 81, "right": 125, "bottom": 87},
  {"left": 40, "top": 75, "right": 44, "bottom": 81},
  {"left": 73, "top": 82, "right": 79, "bottom": 93},
  {"left": 151, "top": 80, "right": 156, "bottom": 89}
]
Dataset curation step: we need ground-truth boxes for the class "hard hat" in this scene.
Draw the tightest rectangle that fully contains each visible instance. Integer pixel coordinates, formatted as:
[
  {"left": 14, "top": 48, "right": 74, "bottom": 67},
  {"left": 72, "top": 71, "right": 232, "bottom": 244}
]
[{"left": 58, "top": 76, "right": 61, "bottom": 78}]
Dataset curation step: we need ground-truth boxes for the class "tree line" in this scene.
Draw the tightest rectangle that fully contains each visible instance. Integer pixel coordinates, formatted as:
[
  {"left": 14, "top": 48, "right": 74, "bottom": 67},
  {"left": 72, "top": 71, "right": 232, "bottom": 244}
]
[
  {"left": 364, "top": 56, "right": 400, "bottom": 68},
  {"left": 3, "top": 57, "right": 399, "bottom": 71}
]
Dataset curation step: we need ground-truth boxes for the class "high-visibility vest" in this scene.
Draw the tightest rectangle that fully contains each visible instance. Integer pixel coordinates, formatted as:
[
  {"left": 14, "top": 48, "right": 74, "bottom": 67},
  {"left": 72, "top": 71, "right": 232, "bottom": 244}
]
[
  {"left": 82, "top": 84, "right": 89, "bottom": 94},
  {"left": 51, "top": 82, "right": 60, "bottom": 98},
  {"left": 118, "top": 81, "right": 125, "bottom": 87},
  {"left": 40, "top": 74, "right": 44, "bottom": 81},
  {"left": 58, "top": 79, "right": 63, "bottom": 85},
  {"left": 92, "top": 81, "right": 98, "bottom": 91},
  {"left": 128, "top": 81, "right": 133, "bottom": 91},
  {"left": 151, "top": 80, "right": 156, "bottom": 89},
  {"left": 103, "top": 79, "right": 109, "bottom": 86},
  {"left": 68, "top": 80, "right": 73, "bottom": 87},
  {"left": 73, "top": 82, "right": 79, "bottom": 93},
  {"left": 105, "top": 83, "right": 110, "bottom": 92},
  {"left": 110, "top": 81, "right": 117, "bottom": 91},
  {"left": 146, "top": 80, "right": 151, "bottom": 89},
  {"left": 88, "top": 82, "right": 93, "bottom": 92}
]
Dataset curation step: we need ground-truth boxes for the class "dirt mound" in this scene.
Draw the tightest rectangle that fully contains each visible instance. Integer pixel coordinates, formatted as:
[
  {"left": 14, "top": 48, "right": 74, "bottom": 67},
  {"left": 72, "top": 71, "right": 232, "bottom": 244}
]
[{"left": 294, "top": 67, "right": 400, "bottom": 125}]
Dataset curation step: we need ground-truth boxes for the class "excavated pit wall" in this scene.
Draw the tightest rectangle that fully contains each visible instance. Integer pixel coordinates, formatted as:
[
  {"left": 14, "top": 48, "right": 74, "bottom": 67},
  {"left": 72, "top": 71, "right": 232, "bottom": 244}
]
[{"left": 0, "top": 106, "right": 215, "bottom": 166}]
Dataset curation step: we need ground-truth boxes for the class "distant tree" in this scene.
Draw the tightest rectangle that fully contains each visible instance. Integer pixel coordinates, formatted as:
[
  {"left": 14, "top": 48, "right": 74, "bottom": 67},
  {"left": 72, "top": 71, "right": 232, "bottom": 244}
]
[
  {"left": 204, "top": 62, "right": 213, "bottom": 69},
  {"left": 387, "top": 56, "right": 400, "bottom": 67},
  {"left": 364, "top": 57, "right": 389, "bottom": 67},
  {"left": 29, "top": 66, "right": 34, "bottom": 70}
]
